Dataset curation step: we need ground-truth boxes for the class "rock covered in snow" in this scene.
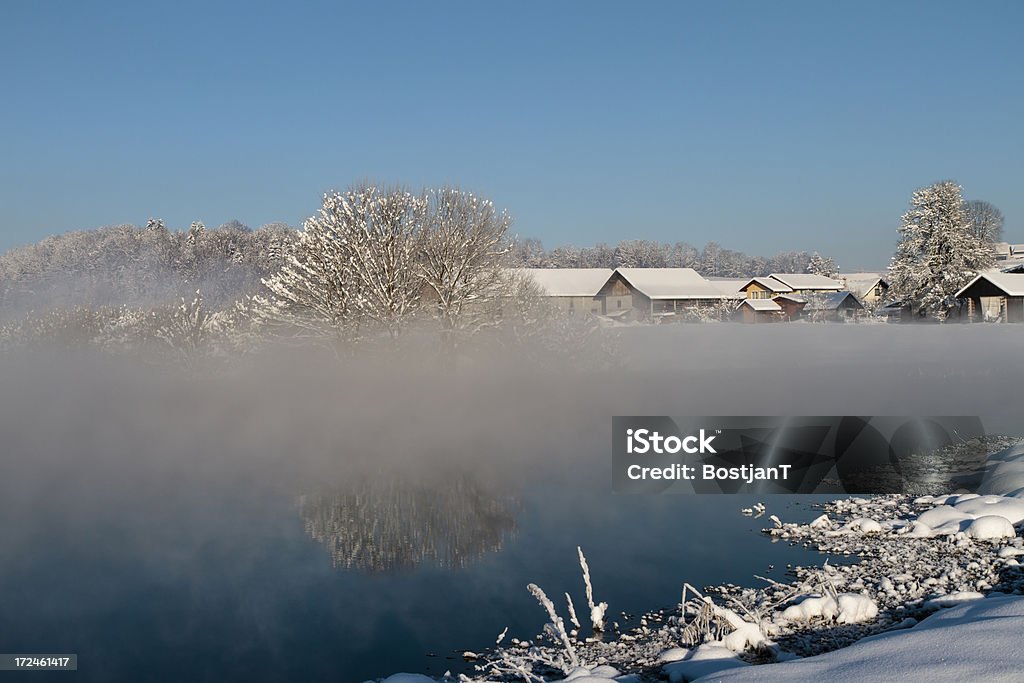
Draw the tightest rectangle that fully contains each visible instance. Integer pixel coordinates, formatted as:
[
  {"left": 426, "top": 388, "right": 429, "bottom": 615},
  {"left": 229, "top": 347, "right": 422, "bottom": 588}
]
[{"left": 965, "top": 515, "right": 1016, "bottom": 540}]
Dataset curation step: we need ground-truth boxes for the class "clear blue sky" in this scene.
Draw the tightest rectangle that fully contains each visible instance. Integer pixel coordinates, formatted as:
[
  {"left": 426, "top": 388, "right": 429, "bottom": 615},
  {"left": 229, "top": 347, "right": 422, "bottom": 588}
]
[{"left": 2, "top": 0, "right": 1021, "bottom": 269}]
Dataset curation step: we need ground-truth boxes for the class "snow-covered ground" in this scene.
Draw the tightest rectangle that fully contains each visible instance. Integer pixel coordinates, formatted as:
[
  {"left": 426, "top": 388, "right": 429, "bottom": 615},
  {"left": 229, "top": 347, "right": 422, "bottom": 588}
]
[
  {"left": 378, "top": 440, "right": 1024, "bottom": 682},
  {"left": 700, "top": 595, "right": 1024, "bottom": 682}
]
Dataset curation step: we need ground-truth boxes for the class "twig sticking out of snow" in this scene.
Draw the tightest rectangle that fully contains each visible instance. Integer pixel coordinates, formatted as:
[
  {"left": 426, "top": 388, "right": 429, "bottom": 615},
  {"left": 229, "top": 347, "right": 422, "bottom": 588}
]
[
  {"left": 578, "top": 546, "right": 608, "bottom": 632},
  {"left": 565, "top": 592, "right": 581, "bottom": 630},
  {"left": 526, "top": 583, "right": 579, "bottom": 668},
  {"left": 681, "top": 581, "right": 704, "bottom": 612},
  {"left": 495, "top": 626, "right": 508, "bottom": 646}
]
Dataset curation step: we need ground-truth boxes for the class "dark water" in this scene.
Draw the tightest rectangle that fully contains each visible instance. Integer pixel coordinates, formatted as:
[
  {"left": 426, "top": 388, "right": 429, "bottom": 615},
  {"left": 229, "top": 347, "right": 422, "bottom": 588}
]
[{"left": 0, "top": 470, "right": 840, "bottom": 683}]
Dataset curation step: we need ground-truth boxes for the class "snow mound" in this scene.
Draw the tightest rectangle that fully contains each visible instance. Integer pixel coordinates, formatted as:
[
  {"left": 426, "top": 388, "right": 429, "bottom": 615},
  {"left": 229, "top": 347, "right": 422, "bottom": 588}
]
[
  {"left": 910, "top": 491, "right": 1024, "bottom": 537},
  {"left": 380, "top": 675, "right": 436, "bottom": 683},
  {"left": 700, "top": 595, "right": 1024, "bottom": 682},
  {"left": 778, "top": 593, "right": 878, "bottom": 624},
  {"left": 657, "top": 647, "right": 690, "bottom": 664},
  {"left": 809, "top": 513, "right": 832, "bottom": 529},
  {"left": 916, "top": 505, "right": 972, "bottom": 533},
  {"left": 554, "top": 665, "right": 622, "bottom": 681},
  {"left": 965, "top": 515, "right": 1016, "bottom": 539},
  {"left": 663, "top": 644, "right": 750, "bottom": 683},
  {"left": 844, "top": 517, "right": 882, "bottom": 534},
  {"left": 924, "top": 591, "right": 985, "bottom": 609}
]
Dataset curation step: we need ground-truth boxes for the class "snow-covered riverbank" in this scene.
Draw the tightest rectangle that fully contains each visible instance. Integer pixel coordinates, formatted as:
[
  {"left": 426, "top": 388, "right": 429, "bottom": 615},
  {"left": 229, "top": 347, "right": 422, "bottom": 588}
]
[{"left": 378, "top": 441, "right": 1024, "bottom": 683}]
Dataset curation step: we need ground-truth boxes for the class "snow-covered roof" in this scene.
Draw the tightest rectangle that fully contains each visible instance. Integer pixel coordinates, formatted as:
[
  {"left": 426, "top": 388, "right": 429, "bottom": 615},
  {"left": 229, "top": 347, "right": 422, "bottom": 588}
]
[
  {"left": 615, "top": 268, "right": 733, "bottom": 300},
  {"left": 512, "top": 268, "right": 612, "bottom": 297},
  {"left": 768, "top": 273, "right": 844, "bottom": 291},
  {"left": 991, "top": 242, "right": 1011, "bottom": 256},
  {"left": 707, "top": 278, "right": 748, "bottom": 297},
  {"left": 804, "top": 291, "right": 864, "bottom": 311},
  {"left": 1010, "top": 244, "right": 1024, "bottom": 254},
  {"left": 773, "top": 294, "right": 806, "bottom": 304},
  {"left": 955, "top": 272, "right": 1024, "bottom": 298},
  {"left": 740, "top": 277, "right": 793, "bottom": 293},
  {"left": 738, "top": 298, "right": 782, "bottom": 312},
  {"left": 839, "top": 272, "right": 888, "bottom": 297}
]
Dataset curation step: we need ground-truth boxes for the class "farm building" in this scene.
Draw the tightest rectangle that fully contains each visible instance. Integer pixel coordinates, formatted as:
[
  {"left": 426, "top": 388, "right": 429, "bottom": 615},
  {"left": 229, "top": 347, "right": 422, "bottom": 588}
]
[
  {"left": 595, "top": 270, "right": 635, "bottom": 318},
  {"left": 991, "top": 242, "right": 1012, "bottom": 261},
  {"left": 615, "top": 268, "right": 740, "bottom": 319},
  {"left": 803, "top": 291, "right": 865, "bottom": 322},
  {"left": 955, "top": 272, "right": 1024, "bottom": 323},
  {"left": 736, "top": 298, "right": 783, "bottom": 323},
  {"left": 839, "top": 273, "right": 889, "bottom": 307},
  {"left": 736, "top": 294, "right": 806, "bottom": 323},
  {"left": 705, "top": 277, "right": 749, "bottom": 297},
  {"left": 739, "top": 273, "right": 843, "bottom": 300},
  {"left": 766, "top": 273, "right": 844, "bottom": 294},
  {"left": 512, "top": 268, "right": 612, "bottom": 315},
  {"left": 773, "top": 294, "right": 807, "bottom": 320}
]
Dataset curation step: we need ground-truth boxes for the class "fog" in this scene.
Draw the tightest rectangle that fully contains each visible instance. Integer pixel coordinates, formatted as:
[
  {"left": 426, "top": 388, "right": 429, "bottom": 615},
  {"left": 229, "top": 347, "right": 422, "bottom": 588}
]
[{"left": 2, "top": 323, "right": 1022, "bottom": 501}]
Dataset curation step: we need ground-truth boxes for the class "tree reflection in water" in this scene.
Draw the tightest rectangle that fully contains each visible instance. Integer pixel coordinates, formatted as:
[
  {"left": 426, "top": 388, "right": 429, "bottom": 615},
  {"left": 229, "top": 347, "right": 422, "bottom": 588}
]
[{"left": 297, "top": 475, "right": 519, "bottom": 572}]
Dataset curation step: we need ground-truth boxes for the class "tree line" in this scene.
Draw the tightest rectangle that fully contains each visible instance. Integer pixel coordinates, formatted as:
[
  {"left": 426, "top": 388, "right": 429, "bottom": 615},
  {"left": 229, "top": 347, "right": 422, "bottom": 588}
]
[
  {"left": 508, "top": 237, "right": 836, "bottom": 278},
  {"left": 0, "top": 180, "right": 1007, "bottom": 357}
]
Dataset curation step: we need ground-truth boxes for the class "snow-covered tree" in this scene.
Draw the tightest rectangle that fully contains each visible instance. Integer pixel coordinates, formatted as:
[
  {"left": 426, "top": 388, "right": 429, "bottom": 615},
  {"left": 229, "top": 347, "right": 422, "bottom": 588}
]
[
  {"left": 964, "top": 199, "right": 1004, "bottom": 244},
  {"left": 259, "top": 186, "right": 427, "bottom": 340},
  {"left": 887, "top": 181, "right": 993, "bottom": 319},
  {"left": 417, "top": 187, "right": 511, "bottom": 340},
  {"left": 807, "top": 252, "right": 838, "bottom": 277}
]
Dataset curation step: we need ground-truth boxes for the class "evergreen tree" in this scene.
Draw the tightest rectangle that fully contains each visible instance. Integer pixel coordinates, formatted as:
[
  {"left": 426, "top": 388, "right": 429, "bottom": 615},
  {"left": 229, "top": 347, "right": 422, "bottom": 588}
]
[{"left": 887, "top": 181, "right": 993, "bottom": 319}]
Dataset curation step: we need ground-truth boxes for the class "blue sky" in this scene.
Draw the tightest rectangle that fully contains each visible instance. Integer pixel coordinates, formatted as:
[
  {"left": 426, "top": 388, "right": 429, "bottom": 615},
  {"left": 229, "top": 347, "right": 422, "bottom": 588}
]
[{"left": 2, "top": 0, "right": 1021, "bottom": 269}]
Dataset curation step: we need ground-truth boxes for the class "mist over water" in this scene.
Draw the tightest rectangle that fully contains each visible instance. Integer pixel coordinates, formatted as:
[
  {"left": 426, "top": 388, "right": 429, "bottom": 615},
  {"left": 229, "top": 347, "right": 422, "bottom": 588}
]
[{"left": 1, "top": 324, "right": 1021, "bottom": 681}]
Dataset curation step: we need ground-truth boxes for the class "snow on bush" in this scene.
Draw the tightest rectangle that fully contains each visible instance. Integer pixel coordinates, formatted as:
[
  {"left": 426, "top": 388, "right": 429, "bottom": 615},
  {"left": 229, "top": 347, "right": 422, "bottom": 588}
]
[{"left": 778, "top": 593, "right": 878, "bottom": 625}]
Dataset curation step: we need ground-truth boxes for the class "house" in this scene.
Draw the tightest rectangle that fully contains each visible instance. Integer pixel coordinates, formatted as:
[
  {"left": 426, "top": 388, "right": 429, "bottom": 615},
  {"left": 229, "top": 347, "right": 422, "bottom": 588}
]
[
  {"left": 803, "top": 291, "right": 865, "bottom": 322},
  {"left": 839, "top": 273, "right": 889, "bottom": 307},
  {"left": 955, "top": 272, "right": 1024, "bottom": 323},
  {"left": 991, "top": 242, "right": 1012, "bottom": 261},
  {"left": 705, "top": 277, "right": 749, "bottom": 298},
  {"left": 739, "top": 273, "right": 843, "bottom": 300},
  {"left": 512, "top": 268, "right": 613, "bottom": 315},
  {"left": 739, "top": 277, "right": 793, "bottom": 300},
  {"left": 875, "top": 300, "right": 909, "bottom": 321},
  {"left": 614, "top": 268, "right": 740, "bottom": 319},
  {"left": 595, "top": 269, "right": 637, "bottom": 318},
  {"left": 736, "top": 298, "right": 783, "bottom": 323},
  {"left": 765, "top": 273, "right": 844, "bottom": 294},
  {"left": 773, "top": 294, "right": 807, "bottom": 320},
  {"left": 735, "top": 293, "right": 805, "bottom": 323}
]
